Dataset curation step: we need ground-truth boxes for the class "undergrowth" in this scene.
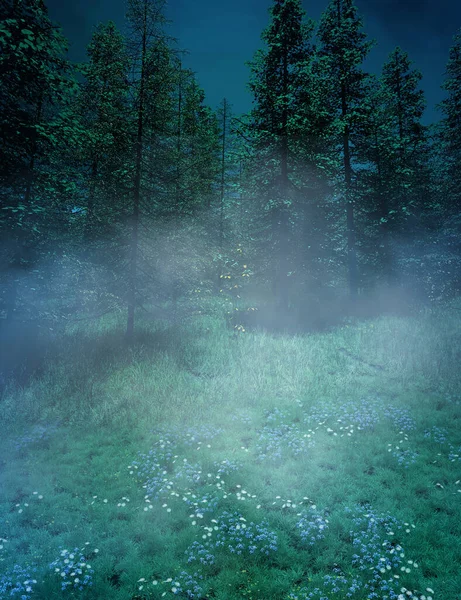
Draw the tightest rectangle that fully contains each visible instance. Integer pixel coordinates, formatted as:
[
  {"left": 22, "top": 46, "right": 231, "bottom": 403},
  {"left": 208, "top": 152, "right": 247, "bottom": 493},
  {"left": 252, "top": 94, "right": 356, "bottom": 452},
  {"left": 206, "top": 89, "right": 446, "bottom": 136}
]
[{"left": 0, "top": 296, "right": 460, "bottom": 599}]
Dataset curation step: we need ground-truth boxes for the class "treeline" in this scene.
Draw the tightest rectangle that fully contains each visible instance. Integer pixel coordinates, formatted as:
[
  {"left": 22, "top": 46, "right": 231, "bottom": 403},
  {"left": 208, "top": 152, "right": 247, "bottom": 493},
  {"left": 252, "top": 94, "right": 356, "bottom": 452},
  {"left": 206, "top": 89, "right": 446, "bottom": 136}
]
[{"left": 1, "top": 0, "right": 461, "bottom": 356}]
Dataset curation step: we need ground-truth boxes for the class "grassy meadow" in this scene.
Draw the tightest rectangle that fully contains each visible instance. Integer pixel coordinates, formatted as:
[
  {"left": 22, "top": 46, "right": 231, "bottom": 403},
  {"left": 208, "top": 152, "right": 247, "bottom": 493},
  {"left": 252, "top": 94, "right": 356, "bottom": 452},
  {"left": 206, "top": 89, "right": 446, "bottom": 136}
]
[{"left": 1, "top": 298, "right": 461, "bottom": 599}]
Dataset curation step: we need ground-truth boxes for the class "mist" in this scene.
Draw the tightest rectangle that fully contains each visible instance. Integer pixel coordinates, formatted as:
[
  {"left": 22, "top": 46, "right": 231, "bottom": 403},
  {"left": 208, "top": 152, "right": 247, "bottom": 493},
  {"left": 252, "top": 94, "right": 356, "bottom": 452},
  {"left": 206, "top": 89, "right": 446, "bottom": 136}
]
[{"left": 1, "top": 1, "right": 461, "bottom": 599}]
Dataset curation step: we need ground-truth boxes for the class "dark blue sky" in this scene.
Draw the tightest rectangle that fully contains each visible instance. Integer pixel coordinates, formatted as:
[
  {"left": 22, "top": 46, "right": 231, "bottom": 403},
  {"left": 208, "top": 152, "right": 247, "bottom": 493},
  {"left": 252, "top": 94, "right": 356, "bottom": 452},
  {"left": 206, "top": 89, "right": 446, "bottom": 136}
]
[{"left": 46, "top": 0, "right": 461, "bottom": 124}]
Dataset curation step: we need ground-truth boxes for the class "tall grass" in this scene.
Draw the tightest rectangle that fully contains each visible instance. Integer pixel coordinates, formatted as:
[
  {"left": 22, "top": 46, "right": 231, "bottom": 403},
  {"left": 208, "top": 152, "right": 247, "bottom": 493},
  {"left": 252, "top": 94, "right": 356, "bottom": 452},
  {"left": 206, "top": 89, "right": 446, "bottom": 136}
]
[{"left": 1, "top": 297, "right": 460, "bottom": 599}]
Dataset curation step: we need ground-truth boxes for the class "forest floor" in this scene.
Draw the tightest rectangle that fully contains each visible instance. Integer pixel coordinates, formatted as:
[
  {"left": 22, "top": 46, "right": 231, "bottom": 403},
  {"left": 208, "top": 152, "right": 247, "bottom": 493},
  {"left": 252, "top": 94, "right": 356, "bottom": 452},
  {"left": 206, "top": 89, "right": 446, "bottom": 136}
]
[{"left": 1, "top": 298, "right": 461, "bottom": 600}]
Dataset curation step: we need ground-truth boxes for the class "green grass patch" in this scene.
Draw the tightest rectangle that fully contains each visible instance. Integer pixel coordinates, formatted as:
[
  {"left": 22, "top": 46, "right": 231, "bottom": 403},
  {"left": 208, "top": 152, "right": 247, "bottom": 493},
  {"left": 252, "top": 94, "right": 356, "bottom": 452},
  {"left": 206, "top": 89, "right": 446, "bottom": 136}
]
[{"left": 1, "top": 299, "right": 460, "bottom": 599}]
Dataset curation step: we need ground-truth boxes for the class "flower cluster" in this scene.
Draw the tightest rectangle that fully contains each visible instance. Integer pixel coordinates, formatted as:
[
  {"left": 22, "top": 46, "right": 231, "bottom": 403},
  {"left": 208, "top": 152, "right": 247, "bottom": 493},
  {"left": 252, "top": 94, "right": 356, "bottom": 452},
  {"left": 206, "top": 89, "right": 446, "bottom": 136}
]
[
  {"left": 383, "top": 406, "right": 416, "bottom": 432},
  {"left": 173, "top": 460, "right": 204, "bottom": 486},
  {"left": 304, "top": 406, "right": 332, "bottom": 426},
  {"left": 288, "top": 567, "right": 363, "bottom": 599},
  {"left": 213, "top": 458, "right": 241, "bottom": 477},
  {"left": 346, "top": 504, "right": 418, "bottom": 599},
  {"left": 397, "top": 587, "right": 434, "bottom": 600},
  {"left": 264, "top": 407, "right": 289, "bottom": 423},
  {"left": 0, "top": 564, "right": 38, "bottom": 599},
  {"left": 128, "top": 436, "right": 178, "bottom": 498},
  {"left": 13, "top": 422, "right": 59, "bottom": 452},
  {"left": 184, "top": 491, "right": 220, "bottom": 516},
  {"left": 256, "top": 423, "right": 314, "bottom": 462},
  {"left": 213, "top": 511, "right": 278, "bottom": 556},
  {"left": 306, "top": 398, "right": 381, "bottom": 432},
  {"left": 288, "top": 578, "right": 432, "bottom": 600},
  {"left": 49, "top": 546, "right": 95, "bottom": 592},
  {"left": 130, "top": 437, "right": 176, "bottom": 473},
  {"left": 296, "top": 507, "right": 330, "bottom": 546},
  {"left": 448, "top": 445, "right": 461, "bottom": 462},
  {"left": 387, "top": 444, "right": 419, "bottom": 468},
  {"left": 136, "top": 469, "right": 175, "bottom": 499},
  {"left": 423, "top": 426, "right": 448, "bottom": 444},
  {"left": 348, "top": 506, "right": 403, "bottom": 569},
  {"left": 137, "top": 571, "right": 205, "bottom": 599},
  {"left": 185, "top": 511, "right": 278, "bottom": 561},
  {"left": 164, "top": 570, "right": 205, "bottom": 598},
  {"left": 336, "top": 398, "right": 381, "bottom": 431},
  {"left": 185, "top": 541, "right": 216, "bottom": 565},
  {"left": 131, "top": 428, "right": 232, "bottom": 499},
  {"left": 153, "top": 424, "right": 223, "bottom": 449},
  {"left": 172, "top": 570, "right": 204, "bottom": 598},
  {"left": 181, "top": 424, "right": 223, "bottom": 447}
]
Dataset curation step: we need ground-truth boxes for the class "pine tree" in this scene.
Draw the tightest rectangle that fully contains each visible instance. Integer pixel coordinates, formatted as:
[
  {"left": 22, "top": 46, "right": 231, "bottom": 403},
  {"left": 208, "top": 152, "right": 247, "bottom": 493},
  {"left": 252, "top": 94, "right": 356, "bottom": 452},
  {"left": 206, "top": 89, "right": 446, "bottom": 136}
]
[
  {"left": 0, "top": 0, "right": 75, "bottom": 326},
  {"left": 431, "top": 28, "right": 461, "bottom": 298},
  {"left": 163, "top": 72, "right": 221, "bottom": 304},
  {"left": 380, "top": 47, "right": 427, "bottom": 190},
  {"left": 317, "top": 0, "right": 375, "bottom": 298},
  {"left": 438, "top": 28, "right": 461, "bottom": 216},
  {"left": 135, "top": 39, "right": 186, "bottom": 311},
  {"left": 68, "top": 21, "right": 132, "bottom": 314},
  {"left": 218, "top": 98, "right": 230, "bottom": 259},
  {"left": 288, "top": 49, "right": 343, "bottom": 300},
  {"left": 179, "top": 74, "right": 221, "bottom": 215},
  {"left": 244, "top": 0, "right": 315, "bottom": 316},
  {"left": 125, "top": 0, "right": 173, "bottom": 340},
  {"left": 380, "top": 47, "right": 429, "bottom": 281},
  {"left": 77, "top": 21, "right": 130, "bottom": 241},
  {"left": 209, "top": 98, "right": 253, "bottom": 297},
  {"left": 351, "top": 74, "right": 394, "bottom": 286}
]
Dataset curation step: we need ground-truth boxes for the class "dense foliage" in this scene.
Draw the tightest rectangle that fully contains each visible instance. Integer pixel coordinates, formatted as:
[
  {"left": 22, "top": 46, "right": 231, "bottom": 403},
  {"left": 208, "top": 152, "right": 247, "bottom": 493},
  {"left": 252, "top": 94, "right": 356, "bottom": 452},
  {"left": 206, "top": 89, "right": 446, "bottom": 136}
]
[{"left": 1, "top": 0, "right": 460, "bottom": 381}]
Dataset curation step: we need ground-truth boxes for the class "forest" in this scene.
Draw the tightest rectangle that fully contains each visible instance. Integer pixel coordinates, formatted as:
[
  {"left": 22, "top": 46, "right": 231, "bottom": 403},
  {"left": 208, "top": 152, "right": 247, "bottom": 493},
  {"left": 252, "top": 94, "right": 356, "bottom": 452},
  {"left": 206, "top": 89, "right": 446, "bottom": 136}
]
[
  {"left": 0, "top": 0, "right": 460, "bottom": 599},
  {"left": 0, "top": 0, "right": 460, "bottom": 370}
]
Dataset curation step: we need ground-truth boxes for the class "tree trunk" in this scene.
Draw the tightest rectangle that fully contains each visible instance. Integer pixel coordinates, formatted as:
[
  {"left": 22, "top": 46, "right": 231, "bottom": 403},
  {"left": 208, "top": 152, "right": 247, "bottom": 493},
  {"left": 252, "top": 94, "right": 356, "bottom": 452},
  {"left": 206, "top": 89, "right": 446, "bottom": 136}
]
[
  {"left": 126, "top": 1, "right": 147, "bottom": 342},
  {"left": 217, "top": 97, "right": 227, "bottom": 291},
  {"left": 175, "top": 59, "right": 182, "bottom": 214},
  {"left": 84, "top": 158, "right": 98, "bottom": 241},
  {"left": 274, "top": 45, "right": 291, "bottom": 317},
  {"left": 6, "top": 96, "right": 43, "bottom": 323},
  {"left": 341, "top": 83, "right": 358, "bottom": 298},
  {"left": 375, "top": 137, "right": 393, "bottom": 286}
]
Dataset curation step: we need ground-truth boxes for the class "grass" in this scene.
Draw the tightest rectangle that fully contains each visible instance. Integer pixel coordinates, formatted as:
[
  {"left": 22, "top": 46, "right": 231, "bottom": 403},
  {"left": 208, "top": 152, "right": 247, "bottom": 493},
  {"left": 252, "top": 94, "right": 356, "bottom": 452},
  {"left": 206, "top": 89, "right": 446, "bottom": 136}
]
[{"left": 1, "top": 296, "right": 461, "bottom": 599}]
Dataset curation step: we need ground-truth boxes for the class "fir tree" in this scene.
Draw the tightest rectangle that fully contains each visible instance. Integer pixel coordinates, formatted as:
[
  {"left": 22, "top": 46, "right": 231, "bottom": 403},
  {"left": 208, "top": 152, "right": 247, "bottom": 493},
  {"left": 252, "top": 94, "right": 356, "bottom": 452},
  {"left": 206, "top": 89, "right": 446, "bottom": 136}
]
[
  {"left": 380, "top": 47, "right": 429, "bottom": 281},
  {"left": 0, "top": 0, "right": 75, "bottom": 325},
  {"left": 177, "top": 74, "right": 220, "bottom": 215},
  {"left": 438, "top": 28, "right": 461, "bottom": 216},
  {"left": 68, "top": 21, "right": 131, "bottom": 314},
  {"left": 317, "top": 0, "right": 375, "bottom": 297},
  {"left": 77, "top": 21, "right": 130, "bottom": 241},
  {"left": 432, "top": 28, "right": 461, "bottom": 297},
  {"left": 125, "top": 0, "right": 173, "bottom": 340},
  {"left": 244, "top": 0, "right": 315, "bottom": 316}
]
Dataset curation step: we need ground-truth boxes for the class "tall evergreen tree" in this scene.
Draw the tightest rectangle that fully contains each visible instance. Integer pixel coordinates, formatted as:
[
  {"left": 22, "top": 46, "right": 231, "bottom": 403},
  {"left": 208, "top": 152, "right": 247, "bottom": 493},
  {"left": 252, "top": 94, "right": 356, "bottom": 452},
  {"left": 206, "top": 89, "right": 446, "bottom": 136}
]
[
  {"left": 244, "top": 0, "right": 315, "bottom": 315},
  {"left": 431, "top": 28, "right": 461, "bottom": 298},
  {"left": 351, "top": 74, "right": 394, "bottom": 286},
  {"left": 77, "top": 21, "right": 130, "bottom": 241},
  {"left": 380, "top": 47, "right": 429, "bottom": 281},
  {"left": 218, "top": 98, "right": 230, "bottom": 260},
  {"left": 69, "top": 21, "right": 131, "bottom": 314},
  {"left": 178, "top": 75, "right": 221, "bottom": 215},
  {"left": 0, "top": 0, "right": 75, "bottom": 326},
  {"left": 439, "top": 28, "right": 461, "bottom": 216},
  {"left": 125, "top": 0, "right": 172, "bottom": 340},
  {"left": 210, "top": 98, "right": 250, "bottom": 293},
  {"left": 317, "top": 0, "right": 375, "bottom": 297}
]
